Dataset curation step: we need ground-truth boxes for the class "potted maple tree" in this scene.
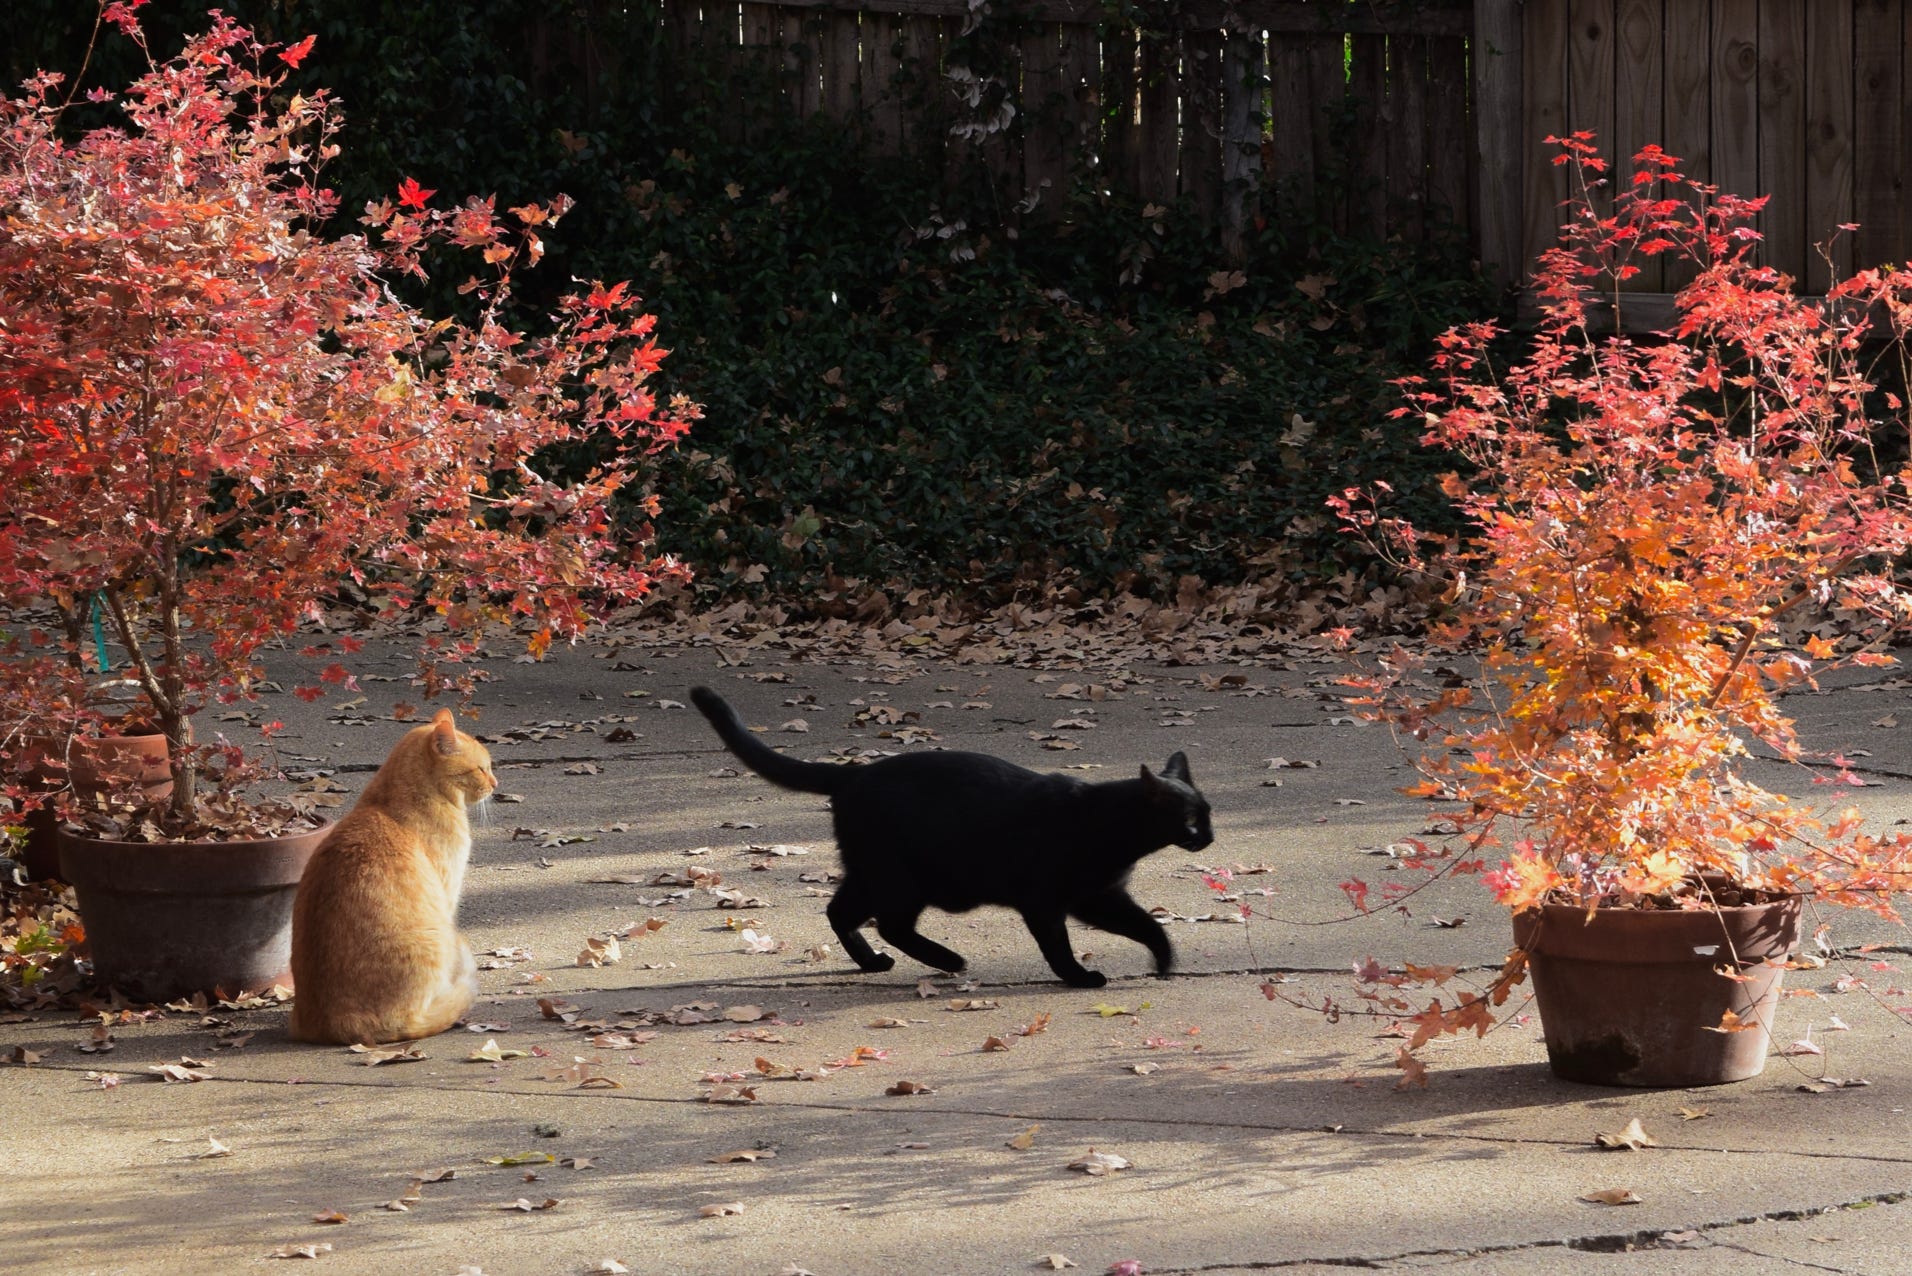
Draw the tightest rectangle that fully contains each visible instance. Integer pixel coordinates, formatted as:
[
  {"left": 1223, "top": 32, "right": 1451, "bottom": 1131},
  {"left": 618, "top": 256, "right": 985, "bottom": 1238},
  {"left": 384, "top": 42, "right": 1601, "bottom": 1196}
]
[
  {"left": 0, "top": 6, "right": 695, "bottom": 999},
  {"left": 1332, "top": 134, "right": 1912, "bottom": 1086}
]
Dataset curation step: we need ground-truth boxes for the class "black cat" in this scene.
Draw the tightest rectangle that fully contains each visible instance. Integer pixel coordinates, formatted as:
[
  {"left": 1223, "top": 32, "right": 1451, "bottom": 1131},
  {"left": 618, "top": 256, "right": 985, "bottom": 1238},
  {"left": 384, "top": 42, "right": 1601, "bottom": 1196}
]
[{"left": 690, "top": 686, "right": 1214, "bottom": 988}]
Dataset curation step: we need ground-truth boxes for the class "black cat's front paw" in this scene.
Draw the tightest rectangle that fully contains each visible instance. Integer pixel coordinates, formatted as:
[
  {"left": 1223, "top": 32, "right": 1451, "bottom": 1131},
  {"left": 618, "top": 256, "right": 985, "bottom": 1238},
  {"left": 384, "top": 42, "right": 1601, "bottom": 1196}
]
[
  {"left": 858, "top": 952, "right": 897, "bottom": 973},
  {"left": 1063, "top": 969, "right": 1108, "bottom": 989}
]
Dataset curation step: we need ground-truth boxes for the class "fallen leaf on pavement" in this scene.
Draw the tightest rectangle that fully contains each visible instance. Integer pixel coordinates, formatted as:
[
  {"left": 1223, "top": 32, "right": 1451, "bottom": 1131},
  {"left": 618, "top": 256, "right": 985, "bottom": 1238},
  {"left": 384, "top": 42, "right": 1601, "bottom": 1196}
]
[
  {"left": 1675, "top": 1106, "right": 1710, "bottom": 1121},
  {"left": 484, "top": 1152, "right": 555, "bottom": 1167},
  {"left": 197, "top": 1136, "right": 233, "bottom": 1159},
  {"left": 947, "top": 998, "right": 998, "bottom": 1012},
  {"left": 1006, "top": 1125, "right": 1039, "bottom": 1151},
  {"left": 500, "top": 1198, "right": 561, "bottom": 1212},
  {"left": 311, "top": 1210, "right": 348, "bottom": 1224},
  {"left": 981, "top": 1035, "right": 1013, "bottom": 1052},
  {"left": 708, "top": 1148, "right": 776, "bottom": 1163},
  {"left": 1067, "top": 1150, "right": 1131, "bottom": 1176},
  {"left": 147, "top": 1063, "right": 209, "bottom": 1083},
  {"left": 1017, "top": 1013, "right": 1053, "bottom": 1036},
  {"left": 576, "top": 936, "right": 622, "bottom": 968},
  {"left": 589, "top": 1263, "right": 631, "bottom": 1275},
  {"left": 1579, "top": 1187, "right": 1643, "bottom": 1205},
  {"left": 347, "top": 1043, "right": 426, "bottom": 1066},
  {"left": 699, "top": 1201, "right": 746, "bottom": 1217},
  {"left": 1593, "top": 1118, "right": 1658, "bottom": 1151},
  {"left": 824, "top": 1046, "right": 888, "bottom": 1068},
  {"left": 469, "top": 1039, "right": 528, "bottom": 1063},
  {"left": 268, "top": 1243, "right": 333, "bottom": 1259},
  {"left": 1036, "top": 1257, "right": 1077, "bottom": 1271},
  {"left": 886, "top": 1080, "right": 934, "bottom": 1096},
  {"left": 1781, "top": 1028, "right": 1825, "bottom": 1056}
]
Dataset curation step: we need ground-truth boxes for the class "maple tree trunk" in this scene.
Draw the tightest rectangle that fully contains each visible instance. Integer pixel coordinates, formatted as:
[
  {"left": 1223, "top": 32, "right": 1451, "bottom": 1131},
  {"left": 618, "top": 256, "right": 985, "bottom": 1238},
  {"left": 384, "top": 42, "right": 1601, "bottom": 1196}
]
[{"left": 100, "top": 585, "right": 194, "bottom": 821}]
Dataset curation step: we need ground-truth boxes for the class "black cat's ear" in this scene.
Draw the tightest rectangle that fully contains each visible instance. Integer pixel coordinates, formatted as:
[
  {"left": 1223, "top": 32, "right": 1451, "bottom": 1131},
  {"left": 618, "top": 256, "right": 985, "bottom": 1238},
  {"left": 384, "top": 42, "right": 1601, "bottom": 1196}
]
[
  {"left": 1163, "top": 751, "right": 1191, "bottom": 782},
  {"left": 1138, "top": 764, "right": 1161, "bottom": 792}
]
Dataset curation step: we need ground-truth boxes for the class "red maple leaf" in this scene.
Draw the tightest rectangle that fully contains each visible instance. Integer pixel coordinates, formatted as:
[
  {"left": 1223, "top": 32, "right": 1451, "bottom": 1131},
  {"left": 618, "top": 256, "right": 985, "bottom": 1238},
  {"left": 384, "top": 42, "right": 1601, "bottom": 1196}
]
[
  {"left": 396, "top": 176, "right": 435, "bottom": 211},
  {"left": 278, "top": 35, "right": 316, "bottom": 68}
]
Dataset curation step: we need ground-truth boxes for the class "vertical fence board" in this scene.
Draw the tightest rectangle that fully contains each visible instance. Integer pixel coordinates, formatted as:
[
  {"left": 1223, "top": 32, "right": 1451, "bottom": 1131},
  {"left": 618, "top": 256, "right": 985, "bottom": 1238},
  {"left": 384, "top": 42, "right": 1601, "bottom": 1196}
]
[
  {"left": 1613, "top": 0, "right": 1663, "bottom": 291},
  {"left": 1712, "top": 0, "right": 1761, "bottom": 208},
  {"left": 1388, "top": 35, "right": 1429, "bottom": 242},
  {"left": 1852, "top": 0, "right": 1905, "bottom": 269},
  {"left": 742, "top": 3, "right": 777, "bottom": 52},
  {"left": 1135, "top": 30, "right": 1180, "bottom": 206},
  {"left": 861, "top": 11, "right": 903, "bottom": 156},
  {"left": 1567, "top": 0, "right": 1615, "bottom": 238},
  {"left": 778, "top": 10, "right": 820, "bottom": 120},
  {"left": 1021, "top": 24, "right": 1069, "bottom": 212},
  {"left": 1757, "top": 0, "right": 1807, "bottom": 281},
  {"left": 665, "top": 0, "right": 703, "bottom": 119},
  {"left": 1268, "top": 32, "right": 1317, "bottom": 225},
  {"left": 1308, "top": 32, "right": 1347, "bottom": 233},
  {"left": 740, "top": 2, "right": 782, "bottom": 137},
  {"left": 821, "top": 9, "right": 860, "bottom": 123},
  {"left": 1661, "top": 0, "right": 1709, "bottom": 292},
  {"left": 1426, "top": 34, "right": 1470, "bottom": 237},
  {"left": 1350, "top": 34, "right": 1387, "bottom": 237},
  {"left": 1102, "top": 25, "right": 1138, "bottom": 196},
  {"left": 1805, "top": 2, "right": 1854, "bottom": 289},
  {"left": 898, "top": 15, "right": 945, "bottom": 160},
  {"left": 1523, "top": 0, "right": 1571, "bottom": 275},
  {"left": 1474, "top": 0, "right": 1525, "bottom": 290},
  {"left": 1221, "top": 28, "right": 1266, "bottom": 260},
  {"left": 1182, "top": 30, "right": 1225, "bottom": 215},
  {"left": 1060, "top": 22, "right": 1100, "bottom": 190}
]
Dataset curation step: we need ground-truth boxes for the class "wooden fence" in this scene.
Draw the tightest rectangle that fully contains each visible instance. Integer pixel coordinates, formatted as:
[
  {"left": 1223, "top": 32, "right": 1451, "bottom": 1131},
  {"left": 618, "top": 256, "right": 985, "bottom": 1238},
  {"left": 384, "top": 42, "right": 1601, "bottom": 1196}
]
[{"left": 621, "top": 0, "right": 1912, "bottom": 317}]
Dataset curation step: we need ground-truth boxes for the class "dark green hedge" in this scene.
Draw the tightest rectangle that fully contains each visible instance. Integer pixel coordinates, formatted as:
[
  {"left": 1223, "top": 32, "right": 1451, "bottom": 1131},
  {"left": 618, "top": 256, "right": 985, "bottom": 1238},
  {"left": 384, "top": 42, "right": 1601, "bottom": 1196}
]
[{"left": 9, "top": 1, "right": 1487, "bottom": 606}]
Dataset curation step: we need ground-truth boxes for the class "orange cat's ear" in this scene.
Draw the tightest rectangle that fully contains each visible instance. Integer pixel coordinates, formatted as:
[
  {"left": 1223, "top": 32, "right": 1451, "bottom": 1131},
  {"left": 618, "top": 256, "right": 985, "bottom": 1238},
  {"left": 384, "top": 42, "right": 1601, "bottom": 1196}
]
[{"left": 431, "top": 708, "right": 459, "bottom": 755}]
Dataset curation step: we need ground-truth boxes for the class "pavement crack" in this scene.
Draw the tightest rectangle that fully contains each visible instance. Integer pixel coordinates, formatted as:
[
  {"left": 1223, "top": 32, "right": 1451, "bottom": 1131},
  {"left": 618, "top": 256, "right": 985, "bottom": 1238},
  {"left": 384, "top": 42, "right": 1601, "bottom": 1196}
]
[{"left": 1134, "top": 1190, "right": 1911, "bottom": 1273}]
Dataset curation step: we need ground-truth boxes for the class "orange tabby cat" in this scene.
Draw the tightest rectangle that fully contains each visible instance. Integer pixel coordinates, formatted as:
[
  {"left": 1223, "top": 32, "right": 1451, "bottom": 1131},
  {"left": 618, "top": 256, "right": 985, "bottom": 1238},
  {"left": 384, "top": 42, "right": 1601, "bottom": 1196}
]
[{"left": 288, "top": 708, "right": 496, "bottom": 1045}]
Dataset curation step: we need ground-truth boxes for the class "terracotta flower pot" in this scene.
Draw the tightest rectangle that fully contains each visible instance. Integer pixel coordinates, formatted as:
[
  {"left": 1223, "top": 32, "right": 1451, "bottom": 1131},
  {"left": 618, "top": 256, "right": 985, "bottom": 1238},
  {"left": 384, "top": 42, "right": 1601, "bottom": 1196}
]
[
  {"left": 1513, "top": 891, "right": 1803, "bottom": 1087},
  {"left": 18, "top": 722, "right": 174, "bottom": 881},
  {"left": 56, "top": 822, "right": 328, "bottom": 1003}
]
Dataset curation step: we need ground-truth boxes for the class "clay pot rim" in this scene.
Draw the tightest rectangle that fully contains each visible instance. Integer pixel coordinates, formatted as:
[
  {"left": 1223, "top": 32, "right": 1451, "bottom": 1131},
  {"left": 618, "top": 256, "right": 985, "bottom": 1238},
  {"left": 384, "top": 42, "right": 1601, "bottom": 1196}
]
[
  {"left": 55, "top": 813, "right": 330, "bottom": 851},
  {"left": 1513, "top": 887, "right": 1803, "bottom": 966}
]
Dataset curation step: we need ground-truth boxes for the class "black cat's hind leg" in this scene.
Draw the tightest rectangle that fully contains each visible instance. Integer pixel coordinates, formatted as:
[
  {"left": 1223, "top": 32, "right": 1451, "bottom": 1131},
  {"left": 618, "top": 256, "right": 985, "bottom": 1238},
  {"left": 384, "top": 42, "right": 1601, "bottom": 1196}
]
[
  {"left": 1020, "top": 907, "right": 1105, "bottom": 988},
  {"left": 875, "top": 905, "right": 967, "bottom": 975},
  {"left": 1071, "top": 889, "right": 1176, "bottom": 976},
  {"left": 825, "top": 879, "right": 894, "bottom": 973}
]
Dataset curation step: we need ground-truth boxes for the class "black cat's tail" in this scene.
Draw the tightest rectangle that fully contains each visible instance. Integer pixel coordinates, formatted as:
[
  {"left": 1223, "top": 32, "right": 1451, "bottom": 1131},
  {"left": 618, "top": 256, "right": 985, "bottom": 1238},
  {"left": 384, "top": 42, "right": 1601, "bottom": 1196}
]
[{"left": 690, "top": 686, "right": 848, "bottom": 796}]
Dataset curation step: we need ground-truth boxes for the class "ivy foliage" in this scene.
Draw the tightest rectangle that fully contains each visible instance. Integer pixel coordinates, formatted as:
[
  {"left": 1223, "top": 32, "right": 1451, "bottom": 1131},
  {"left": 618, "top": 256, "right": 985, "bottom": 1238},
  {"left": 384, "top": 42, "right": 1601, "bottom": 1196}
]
[{"left": 9, "top": 0, "right": 1489, "bottom": 605}]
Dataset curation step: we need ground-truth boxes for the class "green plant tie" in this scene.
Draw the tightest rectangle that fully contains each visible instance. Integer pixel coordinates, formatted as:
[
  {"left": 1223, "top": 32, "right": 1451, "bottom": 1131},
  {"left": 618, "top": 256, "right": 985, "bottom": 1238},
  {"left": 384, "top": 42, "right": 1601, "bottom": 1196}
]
[{"left": 91, "top": 592, "right": 111, "bottom": 673}]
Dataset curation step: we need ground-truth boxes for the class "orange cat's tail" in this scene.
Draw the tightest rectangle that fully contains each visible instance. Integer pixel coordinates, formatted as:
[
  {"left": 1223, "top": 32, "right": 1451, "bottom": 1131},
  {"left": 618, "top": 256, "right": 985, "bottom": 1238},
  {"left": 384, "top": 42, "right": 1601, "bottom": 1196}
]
[{"left": 691, "top": 686, "right": 850, "bottom": 796}]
